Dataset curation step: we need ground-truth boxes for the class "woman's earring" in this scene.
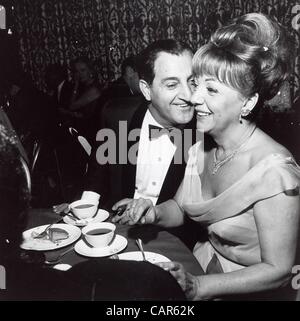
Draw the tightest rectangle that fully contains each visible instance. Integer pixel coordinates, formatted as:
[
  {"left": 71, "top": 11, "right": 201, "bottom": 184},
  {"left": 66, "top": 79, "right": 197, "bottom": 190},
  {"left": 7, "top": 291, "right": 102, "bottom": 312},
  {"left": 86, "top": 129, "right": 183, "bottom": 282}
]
[{"left": 240, "top": 108, "right": 251, "bottom": 123}]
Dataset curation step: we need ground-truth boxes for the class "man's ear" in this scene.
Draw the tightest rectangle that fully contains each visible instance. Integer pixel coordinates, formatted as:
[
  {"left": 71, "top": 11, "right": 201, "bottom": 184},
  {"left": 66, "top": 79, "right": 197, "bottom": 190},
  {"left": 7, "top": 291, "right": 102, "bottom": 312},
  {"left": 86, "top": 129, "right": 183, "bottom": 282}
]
[
  {"left": 241, "top": 93, "right": 259, "bottom": 116},
  {"left": 139, "top": 79, "right": 151, "bottom": 101}
]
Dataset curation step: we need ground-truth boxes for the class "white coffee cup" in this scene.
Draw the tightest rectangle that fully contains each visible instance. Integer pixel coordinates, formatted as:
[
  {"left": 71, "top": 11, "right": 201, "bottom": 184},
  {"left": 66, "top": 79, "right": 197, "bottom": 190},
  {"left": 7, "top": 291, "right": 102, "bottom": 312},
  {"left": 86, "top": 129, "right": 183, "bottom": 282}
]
[
  {"left": 70, "top": 199, "right": 98, "bottom": 219},
  {"left": 81, "top": 191, "right": 100, "bottom": 204},
  {"left": 82, "top": 222, "right": 116, "bottom": 248}
]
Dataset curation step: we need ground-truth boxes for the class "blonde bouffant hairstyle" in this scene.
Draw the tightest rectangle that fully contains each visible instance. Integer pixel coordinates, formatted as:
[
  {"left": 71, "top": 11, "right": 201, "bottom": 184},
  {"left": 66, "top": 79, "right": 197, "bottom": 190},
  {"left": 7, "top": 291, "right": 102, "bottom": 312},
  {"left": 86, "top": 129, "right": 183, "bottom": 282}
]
[{"left": 193, "top": 13, "right": 292, "bottom": 113}]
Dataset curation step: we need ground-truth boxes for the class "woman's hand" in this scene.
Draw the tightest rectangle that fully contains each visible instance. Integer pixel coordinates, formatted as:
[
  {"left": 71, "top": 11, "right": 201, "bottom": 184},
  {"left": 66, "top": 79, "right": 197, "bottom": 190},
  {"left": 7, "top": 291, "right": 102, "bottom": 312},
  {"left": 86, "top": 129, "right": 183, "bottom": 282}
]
[
  {"left": 111, "top": 198, "right": 157, "bottom": 225},
  {"left": 156, "top": 261, "right": 200, "bottom": 300}
]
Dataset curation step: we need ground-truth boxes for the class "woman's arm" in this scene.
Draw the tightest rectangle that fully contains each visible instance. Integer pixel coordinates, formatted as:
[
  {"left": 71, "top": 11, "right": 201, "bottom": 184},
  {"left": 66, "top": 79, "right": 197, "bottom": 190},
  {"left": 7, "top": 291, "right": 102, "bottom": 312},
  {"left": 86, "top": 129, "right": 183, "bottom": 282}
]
[
  {"left": 152, "top": 179, "right": 186, "bottom": 227},
  {"left": 69, "top": 86, "right": 101, "bottom": 111},
  {"left": 155, "top": 199, "right": 186, "bottom": 227},
  {"left": 191, "top": 191, "right": 299, "bottom": 300}
]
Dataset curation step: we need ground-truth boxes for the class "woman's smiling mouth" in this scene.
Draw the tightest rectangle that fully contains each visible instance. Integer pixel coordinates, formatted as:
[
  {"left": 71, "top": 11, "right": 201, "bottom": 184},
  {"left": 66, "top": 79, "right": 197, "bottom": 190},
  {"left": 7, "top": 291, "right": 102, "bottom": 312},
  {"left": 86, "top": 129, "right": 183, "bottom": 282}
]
[{"left": 196, "top": 110, "right": 213, "bottom": 117}]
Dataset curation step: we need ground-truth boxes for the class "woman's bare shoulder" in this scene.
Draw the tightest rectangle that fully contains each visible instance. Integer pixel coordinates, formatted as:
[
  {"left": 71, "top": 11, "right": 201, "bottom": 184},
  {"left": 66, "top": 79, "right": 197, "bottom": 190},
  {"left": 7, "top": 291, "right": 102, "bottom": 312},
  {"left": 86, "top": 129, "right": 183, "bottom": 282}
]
[{"left": 249, "top": 128, "right": 292, "bottom": 166}]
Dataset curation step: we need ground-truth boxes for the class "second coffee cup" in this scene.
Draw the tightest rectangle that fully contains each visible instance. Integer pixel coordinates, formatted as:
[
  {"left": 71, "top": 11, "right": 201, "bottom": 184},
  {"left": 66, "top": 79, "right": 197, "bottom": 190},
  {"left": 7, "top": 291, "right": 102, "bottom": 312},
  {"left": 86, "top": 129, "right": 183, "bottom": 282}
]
[
  {"left": 70, "top": 199, "right": 98, "bottom": 219},
  {"left": 82, "top": 222, "right": 116, "bottom": 248}
]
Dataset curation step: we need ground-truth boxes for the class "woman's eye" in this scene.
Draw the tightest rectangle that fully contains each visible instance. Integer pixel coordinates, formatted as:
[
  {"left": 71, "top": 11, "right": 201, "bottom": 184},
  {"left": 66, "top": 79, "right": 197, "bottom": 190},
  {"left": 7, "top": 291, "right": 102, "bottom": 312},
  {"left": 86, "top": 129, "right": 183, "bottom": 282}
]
[{"left": 207, "top": 87, "right": 217, "bottom": 93}]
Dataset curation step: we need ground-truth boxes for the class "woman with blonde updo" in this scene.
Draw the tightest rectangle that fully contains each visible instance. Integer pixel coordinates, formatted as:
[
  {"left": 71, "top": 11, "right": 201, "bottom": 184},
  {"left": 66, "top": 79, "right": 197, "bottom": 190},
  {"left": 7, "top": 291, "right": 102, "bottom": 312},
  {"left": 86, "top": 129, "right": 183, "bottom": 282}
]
[{"left": 112, "top": 13, "right": 300, "bottom": 300}]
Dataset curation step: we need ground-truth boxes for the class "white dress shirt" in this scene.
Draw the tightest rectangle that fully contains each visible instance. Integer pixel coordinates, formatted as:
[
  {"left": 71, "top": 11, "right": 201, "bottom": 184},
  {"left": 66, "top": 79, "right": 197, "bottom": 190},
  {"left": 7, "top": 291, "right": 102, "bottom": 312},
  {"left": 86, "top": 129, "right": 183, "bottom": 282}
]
[
  {"left": 134, "top": 110, "right": 177, "bottom": 205},
  {"left": 82, "top": 109, "right": 177, "bottom": 205}
]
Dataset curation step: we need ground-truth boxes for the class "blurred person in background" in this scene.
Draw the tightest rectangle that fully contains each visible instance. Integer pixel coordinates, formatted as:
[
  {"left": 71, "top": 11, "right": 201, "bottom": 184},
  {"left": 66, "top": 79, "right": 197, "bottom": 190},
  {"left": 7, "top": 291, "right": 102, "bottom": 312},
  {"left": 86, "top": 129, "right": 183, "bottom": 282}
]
[
  {"left": 67, "top": 56, "right": 102, "bottom": 142},
  {"left": 45, "top": 63, "right": 73, "bottom": 126}
]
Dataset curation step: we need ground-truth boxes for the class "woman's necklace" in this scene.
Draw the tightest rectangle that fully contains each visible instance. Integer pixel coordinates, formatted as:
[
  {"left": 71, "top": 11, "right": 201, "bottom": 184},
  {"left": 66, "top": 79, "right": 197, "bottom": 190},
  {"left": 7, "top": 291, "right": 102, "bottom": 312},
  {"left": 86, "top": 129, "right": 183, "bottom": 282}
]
[{"left": 211, "top": 125, "right": 257, "bottom": 175}]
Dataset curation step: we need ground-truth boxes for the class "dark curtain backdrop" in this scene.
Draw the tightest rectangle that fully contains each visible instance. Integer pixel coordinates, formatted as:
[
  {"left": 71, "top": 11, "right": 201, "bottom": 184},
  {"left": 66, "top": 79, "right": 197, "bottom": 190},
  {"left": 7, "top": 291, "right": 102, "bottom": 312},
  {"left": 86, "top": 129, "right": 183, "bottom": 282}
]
[{"left": 13, "top": 0, "right": 299, "bottom": 102}]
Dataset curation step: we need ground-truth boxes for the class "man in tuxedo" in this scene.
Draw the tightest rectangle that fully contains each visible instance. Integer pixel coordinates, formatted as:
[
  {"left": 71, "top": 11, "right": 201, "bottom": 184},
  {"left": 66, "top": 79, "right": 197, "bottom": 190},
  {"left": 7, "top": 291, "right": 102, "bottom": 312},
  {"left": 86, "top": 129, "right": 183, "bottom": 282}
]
[
  {"left": 54, "top": 40, "right": 197, "bottom": 246},
  {"left": 83, "top": 39, "right": 195, "bottom": 207}
]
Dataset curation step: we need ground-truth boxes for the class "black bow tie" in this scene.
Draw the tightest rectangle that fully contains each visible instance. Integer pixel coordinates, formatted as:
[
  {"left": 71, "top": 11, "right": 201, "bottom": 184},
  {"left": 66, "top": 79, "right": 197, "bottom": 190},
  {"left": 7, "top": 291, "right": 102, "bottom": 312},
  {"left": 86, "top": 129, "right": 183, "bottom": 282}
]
[{"left": 148, "top": 124, "right": 176, "bottom": 143}]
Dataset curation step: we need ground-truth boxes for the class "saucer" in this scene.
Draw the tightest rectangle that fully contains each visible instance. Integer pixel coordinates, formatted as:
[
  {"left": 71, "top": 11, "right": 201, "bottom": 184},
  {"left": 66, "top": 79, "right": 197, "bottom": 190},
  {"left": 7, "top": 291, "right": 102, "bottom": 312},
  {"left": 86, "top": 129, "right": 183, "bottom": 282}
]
[
  {"left": 74, "top": 234, "right": 127, "bottom": 257},
  {"left": 63, "top": 209, "right": 109, "bottom": 226},
  {"left": 21, "top": 224, "right": 81, "bottom": 251},
  {"left": 53, "top": 264, "right": 72, "bottom": 271},
  {"left": 118, "top": 251, "right": 170, "bottom": 263}
]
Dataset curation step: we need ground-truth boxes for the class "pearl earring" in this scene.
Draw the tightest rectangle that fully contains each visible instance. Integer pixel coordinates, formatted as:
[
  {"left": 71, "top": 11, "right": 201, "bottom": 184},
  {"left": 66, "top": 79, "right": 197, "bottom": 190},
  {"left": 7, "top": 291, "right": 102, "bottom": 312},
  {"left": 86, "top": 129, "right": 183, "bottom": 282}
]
[{"left": 239, "top": 113, "right": 243, "bottom": 124}]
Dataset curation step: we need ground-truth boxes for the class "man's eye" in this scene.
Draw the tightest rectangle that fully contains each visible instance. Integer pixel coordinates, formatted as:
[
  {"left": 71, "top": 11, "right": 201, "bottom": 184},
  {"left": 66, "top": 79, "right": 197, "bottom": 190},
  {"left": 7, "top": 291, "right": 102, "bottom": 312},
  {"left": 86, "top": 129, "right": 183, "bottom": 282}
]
[
  {"left": 207, "top": 87, "right": 217, "bottom": 93},
  {"left": 166, "top": 83, "right": 177, "bottom": 89}
]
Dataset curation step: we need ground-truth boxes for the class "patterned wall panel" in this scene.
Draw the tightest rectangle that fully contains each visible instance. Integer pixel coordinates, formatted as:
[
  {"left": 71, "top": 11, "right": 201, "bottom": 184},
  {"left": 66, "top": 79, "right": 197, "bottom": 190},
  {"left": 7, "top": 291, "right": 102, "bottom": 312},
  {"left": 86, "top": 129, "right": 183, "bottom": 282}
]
[{"left": 12, "top": 0, "right": 299, "bottom": 103}]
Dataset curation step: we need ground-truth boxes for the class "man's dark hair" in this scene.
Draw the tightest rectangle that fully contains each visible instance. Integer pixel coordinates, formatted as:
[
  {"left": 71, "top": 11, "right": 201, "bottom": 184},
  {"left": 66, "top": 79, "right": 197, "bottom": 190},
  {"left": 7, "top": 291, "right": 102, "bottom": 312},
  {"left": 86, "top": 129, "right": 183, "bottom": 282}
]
[{"left": 137, "top": 39, "right": 193, "bottom": 85}]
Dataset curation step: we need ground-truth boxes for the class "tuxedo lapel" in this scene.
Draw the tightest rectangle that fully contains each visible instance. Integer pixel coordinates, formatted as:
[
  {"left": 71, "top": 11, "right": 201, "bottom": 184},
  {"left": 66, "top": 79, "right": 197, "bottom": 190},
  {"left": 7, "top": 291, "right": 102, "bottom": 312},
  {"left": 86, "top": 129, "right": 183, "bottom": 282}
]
[
  {"left": 157, "top": 116, "right": 197, "bottom": 204},
  {"left": 121, "top": 106, "right": 196, "bottom": 203},
  {"left": 121, "top": 101, "right": 148, "bottom": 198},
  {"left": 157, "top": 153, "right": 184, "bottom": 204}
]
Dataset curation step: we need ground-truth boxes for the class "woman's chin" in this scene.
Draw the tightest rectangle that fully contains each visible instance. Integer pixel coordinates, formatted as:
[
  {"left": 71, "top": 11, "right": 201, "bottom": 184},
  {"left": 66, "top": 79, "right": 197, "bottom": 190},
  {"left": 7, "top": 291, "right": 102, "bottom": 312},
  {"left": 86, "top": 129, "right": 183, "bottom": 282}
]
[{"left": 196, "top": 117, "right": 213, "bottom": 132}]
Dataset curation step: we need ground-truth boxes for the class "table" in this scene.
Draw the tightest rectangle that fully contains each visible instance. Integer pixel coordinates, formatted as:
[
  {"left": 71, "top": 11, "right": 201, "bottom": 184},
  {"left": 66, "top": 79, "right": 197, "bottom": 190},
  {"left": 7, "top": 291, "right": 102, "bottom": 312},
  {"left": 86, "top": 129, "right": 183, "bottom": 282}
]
[{"left": 26, "top": 208, "right": 204, "bottom": 275}]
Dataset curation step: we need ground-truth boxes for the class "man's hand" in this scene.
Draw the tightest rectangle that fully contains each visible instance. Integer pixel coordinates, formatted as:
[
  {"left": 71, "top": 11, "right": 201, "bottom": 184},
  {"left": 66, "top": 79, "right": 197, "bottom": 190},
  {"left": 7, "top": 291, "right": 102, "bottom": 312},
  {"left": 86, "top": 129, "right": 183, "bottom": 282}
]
[
  {"left": 53, "top": 203, "right": 70, "bottom": 214},
  {"left": 111, "top": 198, "right": 157, "bottom": 225}
]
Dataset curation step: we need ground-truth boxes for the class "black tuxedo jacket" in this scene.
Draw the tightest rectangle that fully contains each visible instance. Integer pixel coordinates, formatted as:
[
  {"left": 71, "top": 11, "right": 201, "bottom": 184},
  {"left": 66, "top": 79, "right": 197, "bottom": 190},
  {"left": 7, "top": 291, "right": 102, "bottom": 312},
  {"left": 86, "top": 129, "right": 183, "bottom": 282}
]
[{"left": 85, "top": 96, "right": 197, "bottom": 209}]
